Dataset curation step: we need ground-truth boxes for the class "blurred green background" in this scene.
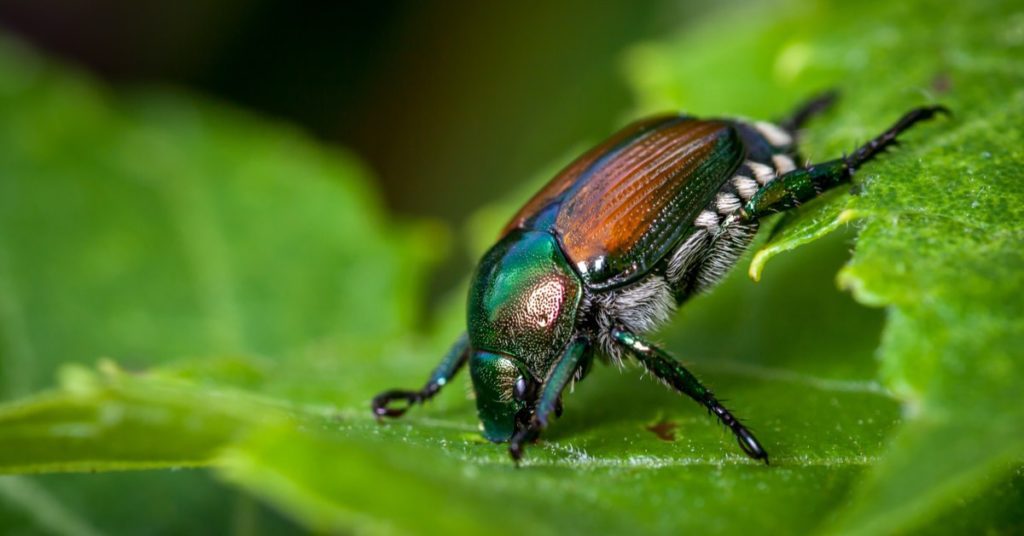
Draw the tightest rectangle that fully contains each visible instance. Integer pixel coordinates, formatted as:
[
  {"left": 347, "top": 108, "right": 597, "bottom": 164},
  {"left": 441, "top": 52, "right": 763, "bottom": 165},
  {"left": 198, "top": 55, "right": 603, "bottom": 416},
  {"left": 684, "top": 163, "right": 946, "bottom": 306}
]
[
  {"left": 2, "top": 0, "right": 710, "bottom": 299},
  {"left": 0, "top": 1, "right": 1021, "bottom": 535},
  {"left": 1, "top": 0, "right": 682, "bottom": 220}
]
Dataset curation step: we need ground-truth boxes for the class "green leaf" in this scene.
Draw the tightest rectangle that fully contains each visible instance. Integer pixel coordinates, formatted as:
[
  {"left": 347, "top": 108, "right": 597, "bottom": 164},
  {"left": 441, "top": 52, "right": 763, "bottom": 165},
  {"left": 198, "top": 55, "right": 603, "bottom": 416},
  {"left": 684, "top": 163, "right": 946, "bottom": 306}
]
[
  {"left": 0, "top": 33, "right": 440, "bottom": 534},
  {"left": 0, "top": 362, "right": 255, "bottom": 474},
  {"left": 1, "top": 0, "right": 1022, "bottom": 533}
]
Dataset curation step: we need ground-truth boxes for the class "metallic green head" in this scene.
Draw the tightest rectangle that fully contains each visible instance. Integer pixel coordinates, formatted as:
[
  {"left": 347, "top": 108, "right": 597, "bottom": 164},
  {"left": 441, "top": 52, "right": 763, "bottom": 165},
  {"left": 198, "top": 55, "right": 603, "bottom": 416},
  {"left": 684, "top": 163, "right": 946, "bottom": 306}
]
[
  {"left": 468, "top": 350, "right": 530, "bottom": 441},
  {"left": 466, "top": 230, "right": 582, "bottom": 441}
]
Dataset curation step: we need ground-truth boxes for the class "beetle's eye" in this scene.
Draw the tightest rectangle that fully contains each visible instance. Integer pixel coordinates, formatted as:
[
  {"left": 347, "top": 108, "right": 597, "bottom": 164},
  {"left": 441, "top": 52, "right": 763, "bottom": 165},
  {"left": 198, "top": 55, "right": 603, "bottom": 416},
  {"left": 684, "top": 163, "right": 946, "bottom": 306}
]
[{"left": 513, "top": 376, "right": 529, "bottom": 402}]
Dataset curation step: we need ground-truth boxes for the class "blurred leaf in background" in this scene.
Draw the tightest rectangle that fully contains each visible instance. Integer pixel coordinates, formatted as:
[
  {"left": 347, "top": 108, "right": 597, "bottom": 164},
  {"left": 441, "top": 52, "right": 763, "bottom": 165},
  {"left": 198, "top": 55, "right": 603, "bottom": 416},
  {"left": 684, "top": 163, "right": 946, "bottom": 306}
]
[
  {"left": 0, "top": 30, "right": 443, "bottom": 533},
  {"left": 0, "top": 0, "right": 1023, "bottom": 535}
]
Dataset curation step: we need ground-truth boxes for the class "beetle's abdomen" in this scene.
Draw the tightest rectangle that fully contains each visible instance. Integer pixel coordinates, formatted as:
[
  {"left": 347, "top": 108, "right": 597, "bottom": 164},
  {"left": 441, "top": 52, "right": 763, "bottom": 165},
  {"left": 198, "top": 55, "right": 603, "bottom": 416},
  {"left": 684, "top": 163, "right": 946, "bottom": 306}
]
[{"left": 467, "top": 230, "right": 582, "bottom": 374}]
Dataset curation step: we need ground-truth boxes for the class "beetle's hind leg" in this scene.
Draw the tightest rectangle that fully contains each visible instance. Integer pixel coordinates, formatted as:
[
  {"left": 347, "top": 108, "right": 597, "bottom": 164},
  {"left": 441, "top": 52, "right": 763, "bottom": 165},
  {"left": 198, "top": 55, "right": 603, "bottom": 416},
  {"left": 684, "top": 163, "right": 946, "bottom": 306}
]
[
  {"left": 778, "top": 89, "right": 839, "bottom": 133},
  {"left": 738, "top": 105, "right": 949, "bottom": 222},
  {"left": 371, "top": 333, "right": 470, "bottom": 418},
  {"left": 612, "top": 328, "right": 768, "bottom": 463}
]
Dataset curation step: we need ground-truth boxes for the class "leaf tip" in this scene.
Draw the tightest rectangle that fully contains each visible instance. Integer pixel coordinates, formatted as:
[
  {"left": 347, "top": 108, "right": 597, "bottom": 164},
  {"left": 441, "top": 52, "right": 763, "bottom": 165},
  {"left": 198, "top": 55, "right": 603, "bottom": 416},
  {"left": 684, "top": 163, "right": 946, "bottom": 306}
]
[
  {"left": 748, "top": 250, "right": 769, "bottom": 282},
  {"left": 837, "top": 208, "right": 861, "bottom": 225},
  {"left": 56, "top": 364, "right": 101, "bottom": 396},
  {"left": 836, "top": 264, "right": 887, "bottom": 307}
]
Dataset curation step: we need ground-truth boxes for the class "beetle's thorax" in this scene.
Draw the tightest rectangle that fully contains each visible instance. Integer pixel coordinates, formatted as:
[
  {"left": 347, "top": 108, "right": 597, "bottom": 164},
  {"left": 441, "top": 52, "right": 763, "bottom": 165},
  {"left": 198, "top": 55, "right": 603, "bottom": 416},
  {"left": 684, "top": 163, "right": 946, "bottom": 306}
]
[{"left": 467, "top": 230, "right": 582, "bottom": 376}]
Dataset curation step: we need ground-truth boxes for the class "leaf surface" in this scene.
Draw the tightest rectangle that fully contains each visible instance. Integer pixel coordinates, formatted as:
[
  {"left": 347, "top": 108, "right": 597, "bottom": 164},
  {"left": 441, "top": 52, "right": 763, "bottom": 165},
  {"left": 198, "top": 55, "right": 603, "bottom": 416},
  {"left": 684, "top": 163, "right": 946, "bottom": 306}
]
[{"left": 1, "top": 0, "right": 1023, "bottom": 533}]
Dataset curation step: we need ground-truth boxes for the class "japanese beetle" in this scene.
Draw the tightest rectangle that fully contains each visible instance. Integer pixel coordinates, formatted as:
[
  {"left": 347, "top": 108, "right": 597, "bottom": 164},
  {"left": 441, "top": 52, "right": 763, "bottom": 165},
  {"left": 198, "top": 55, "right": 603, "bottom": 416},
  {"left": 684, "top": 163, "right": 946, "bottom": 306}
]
[{"left": 373, "top": 92, "right": 947, "bottom": 463}]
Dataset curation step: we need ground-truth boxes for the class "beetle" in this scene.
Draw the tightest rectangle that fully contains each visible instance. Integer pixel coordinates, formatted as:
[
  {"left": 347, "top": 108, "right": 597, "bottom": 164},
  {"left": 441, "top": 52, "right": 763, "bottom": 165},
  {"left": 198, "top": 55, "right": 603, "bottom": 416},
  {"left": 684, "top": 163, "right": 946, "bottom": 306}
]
[{"left": 372, "top": 92, "right": 947, "bottom": 463}]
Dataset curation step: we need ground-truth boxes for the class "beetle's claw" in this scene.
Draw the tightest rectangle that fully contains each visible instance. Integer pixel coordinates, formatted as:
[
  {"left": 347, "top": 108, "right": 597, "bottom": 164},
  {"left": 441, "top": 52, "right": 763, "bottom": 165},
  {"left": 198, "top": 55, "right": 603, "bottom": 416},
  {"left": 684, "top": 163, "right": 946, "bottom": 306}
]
[
  {"left": 370, "top": 389, "right": 421, "bottom": 420},
  {"left": 508, "top": 433, "right": 529, "bottom": 465},
  {"left": 508, "top": 422, "right": 540, "bottom": 464},
  {"left": 735, "top": 426, "right": 769, "bottom": 463},
  {"left": 508, "top": 441, "right": 524, "bottom": 464}
]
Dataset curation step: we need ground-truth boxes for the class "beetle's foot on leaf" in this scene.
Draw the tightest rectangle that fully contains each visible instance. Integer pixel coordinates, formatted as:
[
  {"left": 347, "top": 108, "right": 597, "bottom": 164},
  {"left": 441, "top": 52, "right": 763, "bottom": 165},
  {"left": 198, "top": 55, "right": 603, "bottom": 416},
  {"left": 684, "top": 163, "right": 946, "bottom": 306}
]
[
  {"left": 509, "top": 440, "right": 524, "bottom": 465},
  {"left": 508, "top": 423, "right": 542, "bottom": 464},
  {"left": 508, "top": 430, "right": 528, "bottom": 462},
  {"left": 735, "top": 426, "right": 769, "bottom": 464},
  {"left": 370, "top": 389, "right": 422, "bottom": 420}
]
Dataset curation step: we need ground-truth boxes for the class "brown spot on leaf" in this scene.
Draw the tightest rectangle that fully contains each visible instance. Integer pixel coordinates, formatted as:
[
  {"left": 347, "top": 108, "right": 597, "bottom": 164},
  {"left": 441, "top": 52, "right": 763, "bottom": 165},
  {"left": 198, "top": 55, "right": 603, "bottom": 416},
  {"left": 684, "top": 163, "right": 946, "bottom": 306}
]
[{"left": 645, "top": 417, "right": 679, "bottom": 442}]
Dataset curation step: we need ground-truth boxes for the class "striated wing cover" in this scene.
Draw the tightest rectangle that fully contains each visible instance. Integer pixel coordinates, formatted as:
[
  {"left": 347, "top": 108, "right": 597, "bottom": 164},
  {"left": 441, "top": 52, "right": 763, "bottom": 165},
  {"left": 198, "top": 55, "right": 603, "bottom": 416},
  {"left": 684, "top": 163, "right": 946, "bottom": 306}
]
[
  {"left": 505, "top": 116, "right": 746, "bottom": 289},
  {"left": 501, "top": 115, "right": 682, "bottom": 236}
]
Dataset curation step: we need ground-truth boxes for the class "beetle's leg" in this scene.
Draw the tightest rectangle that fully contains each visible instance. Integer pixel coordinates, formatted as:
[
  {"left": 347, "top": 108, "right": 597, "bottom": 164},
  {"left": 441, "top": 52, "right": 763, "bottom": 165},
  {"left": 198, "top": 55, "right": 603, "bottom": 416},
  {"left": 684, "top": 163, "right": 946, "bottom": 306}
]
[
  {"left": 612, "top": 328, "right": 768, "bottom": 463},
  {"left": 738, "top": 105, "right": 949, "bottom": 222},
  {"left": 508, "top": 337, "right": 591, "bottom": 462},
  {"left": 371, "top": 333, "right": 470, "bottom": 419},
  {"left": 778, "top": 89, "right": 839, "bottom": 133}
]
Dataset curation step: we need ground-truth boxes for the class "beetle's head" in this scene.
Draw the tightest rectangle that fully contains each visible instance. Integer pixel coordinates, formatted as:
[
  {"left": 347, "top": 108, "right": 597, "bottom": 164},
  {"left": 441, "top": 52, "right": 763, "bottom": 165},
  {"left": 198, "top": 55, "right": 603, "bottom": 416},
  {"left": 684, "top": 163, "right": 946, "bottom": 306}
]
[
  {"left": 468, "top": 350, "right": 536, "bottom": 442},
  {"left": 465, "top": 230, "right": 582, "bottom": 441}
]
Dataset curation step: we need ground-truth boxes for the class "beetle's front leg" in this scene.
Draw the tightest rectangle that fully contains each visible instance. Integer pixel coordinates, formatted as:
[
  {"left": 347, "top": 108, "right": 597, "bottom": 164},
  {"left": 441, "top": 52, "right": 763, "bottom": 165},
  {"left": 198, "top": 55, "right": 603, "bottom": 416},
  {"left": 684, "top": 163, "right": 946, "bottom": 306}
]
[
  {"left": 612, "top": 328, "right": 768, "bottom": 463},
  {"left": 508, "top": 337, "right": 591, "bottom": 463},
  {"left": 371, "top": 333, "right": 470, "bottom": 418}
]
